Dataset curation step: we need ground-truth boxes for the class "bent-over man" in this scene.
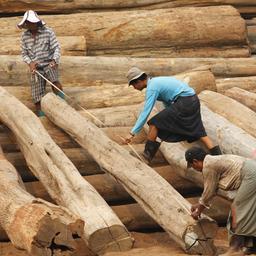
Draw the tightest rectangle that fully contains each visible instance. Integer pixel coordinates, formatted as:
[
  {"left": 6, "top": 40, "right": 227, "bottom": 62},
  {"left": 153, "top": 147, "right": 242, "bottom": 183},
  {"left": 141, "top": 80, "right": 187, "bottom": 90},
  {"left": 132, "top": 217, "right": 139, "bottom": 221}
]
[{"left": 185, "top": 146, "right": 256, "bottom": 256}]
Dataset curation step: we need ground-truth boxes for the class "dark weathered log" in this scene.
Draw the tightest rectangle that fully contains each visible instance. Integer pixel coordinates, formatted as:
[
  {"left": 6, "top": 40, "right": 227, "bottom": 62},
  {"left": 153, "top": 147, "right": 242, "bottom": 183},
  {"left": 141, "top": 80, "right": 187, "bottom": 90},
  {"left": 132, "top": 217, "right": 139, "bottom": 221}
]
[
  {"left": 2, "top": 56, "right": 256, "bottom": 87},
  {"left": 6, "top": 145, "right": 167, "bottom": 181},
  {"left": 247, "top": 25, "right": 256, "bottom": 53},
  {"left": 0, "top": 125, "right": 147, "bottom": 151},
  {"left": 0, "top": 146, "right": 84, "bottom": 255},
  {"left": 224, "top": 87, "right": 256, "bottom": 112},
  {"left": 0, "top": 0, "right": 254, "bottom": 14},
  {"left": 24, "top": 166, "right": 201, "bottom": 204},
  {"left": 42, "top": 93, "right": 218, "bottom": 255},
  {"left": 216, "top": 76, "right": 256, "bottom": 93},
  {"left": 0, "top": 36, "right": 86, "bottom": 56},
  {"left": 0, "top": 87, "right": 133, "bottom": 255},
  {"left": 0, "top": 7, "right": 249, "bottom": 57},
  {"left": 199, "top": 90, "right": 256, "bottom": 138}
]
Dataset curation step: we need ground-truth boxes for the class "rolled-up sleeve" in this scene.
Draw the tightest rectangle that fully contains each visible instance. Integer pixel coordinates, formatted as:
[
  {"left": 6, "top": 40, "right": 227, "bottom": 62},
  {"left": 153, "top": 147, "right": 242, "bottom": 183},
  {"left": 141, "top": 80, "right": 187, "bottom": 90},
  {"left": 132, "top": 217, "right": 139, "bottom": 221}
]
[
  {"left": 131, "top": 90, "right": 158, "bottom": 135},
  {"left": 199, "top": 168, "right": 220, "bottom": 208}
]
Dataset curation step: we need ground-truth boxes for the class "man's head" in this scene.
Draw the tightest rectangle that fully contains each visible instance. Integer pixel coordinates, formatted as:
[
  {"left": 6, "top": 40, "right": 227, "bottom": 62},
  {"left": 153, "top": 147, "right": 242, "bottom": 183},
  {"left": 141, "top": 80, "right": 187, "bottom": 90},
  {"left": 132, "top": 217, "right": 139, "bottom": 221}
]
[
  {"left": 17, "top": 10, "right": 45, "bottom": 30},
  {"left": 185, "top": 146, "right": 207, "bottom": 171},
  {"left": 127, "top": 67, "right": 147, "bottom": 91}
]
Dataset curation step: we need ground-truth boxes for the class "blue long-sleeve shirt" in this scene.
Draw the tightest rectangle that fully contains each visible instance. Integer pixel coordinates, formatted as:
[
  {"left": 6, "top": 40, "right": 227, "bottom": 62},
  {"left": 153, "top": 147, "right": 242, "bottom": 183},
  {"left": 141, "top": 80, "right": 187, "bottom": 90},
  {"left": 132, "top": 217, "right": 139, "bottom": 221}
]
[{"left": 131, "top": 76, "right": 195, "bottom": 135}]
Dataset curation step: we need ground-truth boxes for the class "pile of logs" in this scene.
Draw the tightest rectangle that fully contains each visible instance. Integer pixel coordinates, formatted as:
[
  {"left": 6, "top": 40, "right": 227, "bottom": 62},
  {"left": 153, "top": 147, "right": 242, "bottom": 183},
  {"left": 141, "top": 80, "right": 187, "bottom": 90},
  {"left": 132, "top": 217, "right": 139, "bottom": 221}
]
[
  {"left": 0, "top": 6, "right": 249, "bottom": 57},
  {"left": 1, "top": 1, "right": 256, "bottom": 256}
]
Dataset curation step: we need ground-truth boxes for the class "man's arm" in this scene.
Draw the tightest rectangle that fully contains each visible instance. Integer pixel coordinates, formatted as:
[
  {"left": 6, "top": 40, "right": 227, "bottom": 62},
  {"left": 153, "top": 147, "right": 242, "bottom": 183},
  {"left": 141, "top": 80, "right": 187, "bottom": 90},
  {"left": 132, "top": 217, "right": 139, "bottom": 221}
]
[
  {"left": 21, "top": 34, "right": 32, "bottom": 64},
  {"left": 130, "top": 90, "right": 158, "bottom": 135},
  {"left": 49, "top": 29, "right": 61, "bottom": 65},
  {"left": 191, "top": 167, "right": 220, "bottom": 219}
]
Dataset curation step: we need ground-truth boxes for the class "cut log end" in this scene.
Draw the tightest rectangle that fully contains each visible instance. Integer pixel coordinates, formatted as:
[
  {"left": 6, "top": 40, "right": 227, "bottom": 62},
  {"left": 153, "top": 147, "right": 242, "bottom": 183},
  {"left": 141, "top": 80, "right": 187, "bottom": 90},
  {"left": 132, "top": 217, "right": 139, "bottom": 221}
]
[
  {"left": 184, "top": 219, "right": 218, "bottom": 255},
  {"left": 8, "top": 203, "right": 82, "bottom": 256},
  {"left": 88, "top": 225, "right": 134, "bottom": 255}
]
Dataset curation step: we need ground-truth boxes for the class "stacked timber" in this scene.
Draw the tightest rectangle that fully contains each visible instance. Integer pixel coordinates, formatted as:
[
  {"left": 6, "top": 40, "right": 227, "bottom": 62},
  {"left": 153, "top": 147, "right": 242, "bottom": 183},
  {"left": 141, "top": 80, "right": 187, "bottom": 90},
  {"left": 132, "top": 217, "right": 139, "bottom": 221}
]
[
  {"left": 0, "top": 6, "right": 249, "bottom": 57},
  {"left": 3, "top": 56, "right": 256, "bottom": 87},
  {"left": 247, "top": 19, "right": 256, "bottom": 53},
  {"left": 0, "top": 0, "right": 255, "bottom": 17},
  {"left": 0, "top": 146, "right": 84, "bottom": 255},
  {"left": 0, "top": 87, "right": 133, "bottom": 255}
]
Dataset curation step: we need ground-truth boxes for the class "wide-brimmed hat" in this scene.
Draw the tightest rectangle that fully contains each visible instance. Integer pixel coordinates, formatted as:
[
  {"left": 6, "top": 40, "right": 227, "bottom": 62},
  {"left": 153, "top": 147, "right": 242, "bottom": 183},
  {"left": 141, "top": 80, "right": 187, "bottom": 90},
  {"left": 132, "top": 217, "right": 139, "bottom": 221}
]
[
  {"left": 126, "top": 67, "right": 146, "bottom": 85},
  {"left": 17, "top": 10, "right": 45, "bottom": 29}
]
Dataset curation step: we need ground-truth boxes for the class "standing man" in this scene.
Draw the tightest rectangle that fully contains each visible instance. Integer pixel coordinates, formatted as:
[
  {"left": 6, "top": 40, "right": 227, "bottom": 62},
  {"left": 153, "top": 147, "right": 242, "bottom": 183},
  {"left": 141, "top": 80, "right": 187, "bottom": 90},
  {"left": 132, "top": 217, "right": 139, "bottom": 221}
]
[
  {"left": 18, "top": 10, "right": 64, "bottom": 117},
  {"left": 185, "top": 146, "right": 256, "bottom": 256},
  {"left": 124, "top": 67, "right": 221, "bottom": 162}
]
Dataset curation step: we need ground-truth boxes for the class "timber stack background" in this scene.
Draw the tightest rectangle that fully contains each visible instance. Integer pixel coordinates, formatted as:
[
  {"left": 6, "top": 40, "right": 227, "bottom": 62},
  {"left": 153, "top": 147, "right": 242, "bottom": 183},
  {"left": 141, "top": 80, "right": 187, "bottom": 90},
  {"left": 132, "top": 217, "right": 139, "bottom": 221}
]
[{"left": 0, "top": 1, "right": 256, "bottom": 256}]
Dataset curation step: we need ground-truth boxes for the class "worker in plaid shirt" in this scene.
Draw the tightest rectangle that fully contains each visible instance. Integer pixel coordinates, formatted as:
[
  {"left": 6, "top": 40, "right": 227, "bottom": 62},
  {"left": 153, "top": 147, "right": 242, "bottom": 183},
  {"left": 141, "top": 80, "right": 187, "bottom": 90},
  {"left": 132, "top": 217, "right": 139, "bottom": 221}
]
[{"left": 18, "top": 10, "right": 64, "bottom": 117}]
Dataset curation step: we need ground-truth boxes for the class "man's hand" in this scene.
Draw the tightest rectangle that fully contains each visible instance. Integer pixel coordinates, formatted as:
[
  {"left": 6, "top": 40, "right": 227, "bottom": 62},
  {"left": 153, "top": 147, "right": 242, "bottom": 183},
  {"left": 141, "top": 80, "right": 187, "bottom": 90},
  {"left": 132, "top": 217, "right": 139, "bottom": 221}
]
[
  {"left": 190, "top": 203, "right": 205, "bottom": 220},
  {"left": 123, "top": 133, "right": 135, "bottom": 144},
  {"left": 29, "top": 61, "right": 38, "bottom": 73},
  {"left": 49, "top": 60, "right": 57, "bottom": 68}
]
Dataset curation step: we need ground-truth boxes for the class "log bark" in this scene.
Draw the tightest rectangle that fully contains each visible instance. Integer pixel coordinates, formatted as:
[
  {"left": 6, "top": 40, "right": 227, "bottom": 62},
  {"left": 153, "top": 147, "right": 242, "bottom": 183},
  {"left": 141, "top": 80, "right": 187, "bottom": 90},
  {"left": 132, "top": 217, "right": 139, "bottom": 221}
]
[
  {"left": 224, "top": 87, "right": 256, "bottom": 112},
  {"left": 0, "top": 0, "right": 254, "bottom": 14},
  {"left": 0, "top": 87, "right": 133, "bottom": 255},
  {"left": 199, "top": 90, "right": 256, "bottom": 138},
  {"left": 3, "top": 68, "right": 216, "bottom": 109},
  {"left": 0, "top": 7, "right": 248, "bottom": 57},
  {"left": 247, "top": 25, "right": 256, "bottom": 53},
  {"left": 2, "top": 56, "right": 256, "bottom": 87},
  {"left": 216, "top": 76, "right": 256, "bottom": 93},
  {"left": 7, "top": 145, "right": 167, "bottom": 182},
  {"left": 24, "top": 166, "right": 201, "bottom": 204},
  {"left": 0, "top": 124, "right": 147, "bottom": 151},
  {"left": 0, "top": 146, "right": 84, "bottom": 255},
  {"left": 201, "top": 104, "right": 256, "bottom": 158},
  {"left": 0, "top": 36, "right": 86, "bottom": 56},
  {"left": 42, "top": 93, "right": 218, "bottom": 255}
]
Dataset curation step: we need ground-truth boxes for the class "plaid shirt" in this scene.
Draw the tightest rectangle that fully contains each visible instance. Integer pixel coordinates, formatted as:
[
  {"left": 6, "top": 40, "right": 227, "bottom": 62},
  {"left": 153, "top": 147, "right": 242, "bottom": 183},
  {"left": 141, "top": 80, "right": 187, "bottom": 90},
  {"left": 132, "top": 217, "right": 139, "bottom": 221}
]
[{"left": 21, "top": 26, "right": 61, "bottom": 65}]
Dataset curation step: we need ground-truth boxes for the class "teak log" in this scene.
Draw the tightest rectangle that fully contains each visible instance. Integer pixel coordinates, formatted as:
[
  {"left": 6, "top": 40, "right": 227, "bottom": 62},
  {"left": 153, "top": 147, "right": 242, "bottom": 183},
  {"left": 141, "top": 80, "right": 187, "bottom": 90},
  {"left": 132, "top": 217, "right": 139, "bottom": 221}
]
[
  {"left": 3, "top": 68, "right": 216, "bottom": 109},
  {"left": 224, "top": 87, "right": 256, "bottom": 112},
  {"left": 0, "top": 87, "right": 133, "bottom": 255},
  {"left": 0, "top": 146, "right": 84, "bottom": 255},
  {"left": 216, "top": 76, "right": 256, "bottom": 93},
  {"left": 201, "top": 104, "right": 256, "bottom": 158},
  {"left": 2, "top": 56, "right": 256, "bottom": 87},
  {"left": 199, "top": 90, "right": 256, "bottom": 138},
  {"left": 0, "top": 0, "right": 254, "bottom": 14},
  {"left": 24, "top": 166, "right": 201, "bottom": 205},
  {"left": 42, "top": 93, "right": 218, "bottom": 255},
  {"left": 0, "top": 36, "right": 86, "bottom": 56},
  {"left": 0, "top": 7, "right": 248, "bottom": 57},
  {"left": 6, "top": 145, "right": 167, "bottom": 182}
]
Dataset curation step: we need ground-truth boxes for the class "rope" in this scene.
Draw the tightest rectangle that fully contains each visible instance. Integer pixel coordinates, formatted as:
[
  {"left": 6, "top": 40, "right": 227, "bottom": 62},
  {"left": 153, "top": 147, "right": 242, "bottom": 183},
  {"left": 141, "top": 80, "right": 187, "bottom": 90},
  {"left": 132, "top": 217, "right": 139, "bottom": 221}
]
[{"left": 35, "top": 70, "right": 105, "bottom": 126}]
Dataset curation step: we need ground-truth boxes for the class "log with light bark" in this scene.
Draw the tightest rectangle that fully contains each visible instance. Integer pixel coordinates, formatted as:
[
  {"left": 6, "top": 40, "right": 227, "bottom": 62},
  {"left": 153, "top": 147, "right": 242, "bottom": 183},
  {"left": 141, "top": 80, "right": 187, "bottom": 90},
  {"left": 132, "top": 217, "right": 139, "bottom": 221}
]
[
  {"left": 201, "top": 104, "right": 256, "bottom": 158},
  {"left": 2, "top": 56, "right": 256, "bottom": 87},
  {"left": 0, "top": 0, "right": 254, "bottom": 15},
  {"left": 216, "top": 76, "right": 256, "bottom": 93},
  {"left": 0, "top": 6, "right": 249, "bottom": 57},
  {"left": 0, "top": 87, "right": 133, "bottom": 255},
  {"left": 3, "top": 68, "right": 216, "bottom": 109},
  {"left": 199, "top": 90, "right": 256, "bottom": 138},
  {"left": 42, "top": 93, "right": 218, "bottom": 255},
  {"left": 0, "top": 146, "right": 84, "bottom": 255},
  {"left": 0, "top": 36, "right": 86, "bottom": 56},
  {"left": 224, "top": 87, "right": 256, "bottom": 112}
]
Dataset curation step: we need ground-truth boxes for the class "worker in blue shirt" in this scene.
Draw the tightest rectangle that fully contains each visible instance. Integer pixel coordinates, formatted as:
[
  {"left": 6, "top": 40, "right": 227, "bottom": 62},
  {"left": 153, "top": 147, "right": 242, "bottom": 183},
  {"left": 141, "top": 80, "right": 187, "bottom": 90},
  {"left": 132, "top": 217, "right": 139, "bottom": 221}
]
[{"left": 124, "top": 67, "right": 221, "bottom": 163}]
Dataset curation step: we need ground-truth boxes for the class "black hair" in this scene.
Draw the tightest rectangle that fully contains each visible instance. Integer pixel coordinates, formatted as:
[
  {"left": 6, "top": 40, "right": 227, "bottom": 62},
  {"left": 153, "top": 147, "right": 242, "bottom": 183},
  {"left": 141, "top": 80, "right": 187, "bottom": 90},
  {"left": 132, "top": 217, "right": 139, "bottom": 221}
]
[
  {"left": 129, "top": 73, "right": 147, "bottom": 85},
  {"left": 185, "top": 147, "right": 207, "bottom": 163}
]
